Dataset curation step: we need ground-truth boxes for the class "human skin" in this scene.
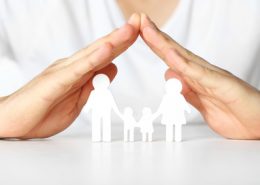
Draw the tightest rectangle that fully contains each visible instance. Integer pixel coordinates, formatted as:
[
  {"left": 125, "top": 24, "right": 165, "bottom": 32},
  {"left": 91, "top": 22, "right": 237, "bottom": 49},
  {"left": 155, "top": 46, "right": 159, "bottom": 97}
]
[
  {"left": 140, "top": 14, "right": 260, "bottom": 139},
  {"left": 117, "top": 0, "right": 179, "bottom": 28},
  {"left": 1, "top": 13, "right": 260, "bottom": 140},
  {"left": 0, "top": 14, "right": 140, "bottom": 139}
]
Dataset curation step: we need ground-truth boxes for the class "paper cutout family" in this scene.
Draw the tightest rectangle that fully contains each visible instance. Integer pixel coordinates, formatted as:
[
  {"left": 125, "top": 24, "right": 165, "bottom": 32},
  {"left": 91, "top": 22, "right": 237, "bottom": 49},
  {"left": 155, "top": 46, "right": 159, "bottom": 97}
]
[{"left": 84, "top": 74, "right": 191, "bottom": 142}]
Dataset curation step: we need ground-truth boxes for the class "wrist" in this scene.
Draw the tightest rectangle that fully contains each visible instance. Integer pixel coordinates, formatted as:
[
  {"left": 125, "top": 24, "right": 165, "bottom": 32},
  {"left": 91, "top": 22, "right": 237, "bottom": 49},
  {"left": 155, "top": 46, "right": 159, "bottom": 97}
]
[
  {"left": 0, "top": 95, "right": 24, "bottom": 138},
  {"left": 0, "top": 96, "right": 7, "bottom": 103}
]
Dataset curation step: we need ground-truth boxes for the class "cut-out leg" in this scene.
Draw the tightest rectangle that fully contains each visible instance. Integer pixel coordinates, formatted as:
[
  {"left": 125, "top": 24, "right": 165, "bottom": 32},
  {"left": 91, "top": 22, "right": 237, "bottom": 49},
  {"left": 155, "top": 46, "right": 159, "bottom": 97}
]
[
  {"left": 129, "top": 128, "right": 134, "bottom": 142},
  {"left": 124, "top": 128, "right": 128, "bottom": 142},
  {"left": 175, "top": 124, "right": 182, "bottom": 142},
  {"left": 142, "top": 133, "right": 146, "bottom": 142},
  {"left": 92, "top": 115, "right": 101, "bottom": 142},
  {"left": 102, "top": 114, "right": 111, "bottom": 142},
  {"left": 148, "top": 133, "right": 153, "bottom": 142},
  {"left": 166, "top": 124, "right": 173, "bottom": 142}
]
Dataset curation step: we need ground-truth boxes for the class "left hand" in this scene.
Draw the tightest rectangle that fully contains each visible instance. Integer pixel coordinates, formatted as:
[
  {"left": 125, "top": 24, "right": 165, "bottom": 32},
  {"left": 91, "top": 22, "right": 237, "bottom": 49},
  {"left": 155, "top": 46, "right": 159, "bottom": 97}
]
[
  {"left": 140, "top": 14, "right": 260, "bottom": 139},
  {"left": 0, "top": 13, "right": 141, "bottom": 139}
]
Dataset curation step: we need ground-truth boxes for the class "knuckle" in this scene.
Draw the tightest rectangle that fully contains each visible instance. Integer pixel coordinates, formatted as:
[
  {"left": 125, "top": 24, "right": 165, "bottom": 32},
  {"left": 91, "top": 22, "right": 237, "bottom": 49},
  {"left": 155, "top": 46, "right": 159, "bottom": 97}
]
[
  {"left": 177, "top": 60, "right": 189, "bottom": 76},
  {"left": 51, "top": 58, "right": 68, "bottom": 68},
  {"left": 71, "top": 58, "right": 96, "bottom": 78},
  {"left": 199, "top": 65, "right": 211, "bottom": 80}
]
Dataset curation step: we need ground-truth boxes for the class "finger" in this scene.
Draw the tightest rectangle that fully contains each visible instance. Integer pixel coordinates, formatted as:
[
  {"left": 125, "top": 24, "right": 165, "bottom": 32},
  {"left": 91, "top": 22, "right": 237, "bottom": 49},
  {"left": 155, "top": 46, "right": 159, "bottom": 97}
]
[
  {"left": 55, "top": 13, "right": 139, "bottom": 91},
  {"left": 166, "top": 49, "right": 234, "bottom": 95},
  {"left": 94, "top": 63, "right": 118, "bottom": 82},
  {"left": 166, "top": 49, "right": 224, "bottom": 89},
  {"left": 65, "top": 43, "right": 113, "bottom": 83},
  {"left": 53, "top": 53, "right": 117, "bottom": 105},
  {"left": 32, "top": 42, "right": 112, "bottom": 108},
  {"left": 58, "top": 13, "right": 140, "bottom": 88},
  {"left": 69, "top": 13, "right": 140, "bottom": 62},
  {"left": 54, "top": 43, "right": 112, "bottom": 88},
  {"left": 140, "top": 14, "right": 229, "bottom": 74}
]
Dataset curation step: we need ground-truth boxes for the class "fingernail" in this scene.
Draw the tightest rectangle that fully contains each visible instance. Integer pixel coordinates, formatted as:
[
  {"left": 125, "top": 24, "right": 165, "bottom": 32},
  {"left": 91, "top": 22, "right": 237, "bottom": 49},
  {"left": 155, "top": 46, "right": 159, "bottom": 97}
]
[
  {"left": 142, "top": 13, "right": 157, "bottom": 29},
  {"left": 128, "top": 13, "right": 137, "bottom": 25}
]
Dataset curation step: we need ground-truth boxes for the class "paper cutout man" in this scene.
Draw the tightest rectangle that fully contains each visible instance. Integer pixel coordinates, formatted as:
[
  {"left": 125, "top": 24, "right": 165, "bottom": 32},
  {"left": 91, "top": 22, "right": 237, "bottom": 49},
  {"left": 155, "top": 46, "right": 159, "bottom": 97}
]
[
  {"left": 121, "top": 107, "right": 137, "bottom": 142},
  {"left": 84, "top": 74, "right": 121, "bottom": 142},
  {"left": 156, "top": 78, "right": 191, "bottom": 142},
  {"left": 139, "top": 107, "right": 157, "bottom": 142}
]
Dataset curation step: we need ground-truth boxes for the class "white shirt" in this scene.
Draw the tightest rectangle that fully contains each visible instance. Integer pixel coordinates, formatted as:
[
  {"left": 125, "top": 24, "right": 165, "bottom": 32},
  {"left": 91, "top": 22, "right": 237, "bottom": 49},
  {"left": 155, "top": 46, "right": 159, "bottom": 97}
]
[{"left": 0, "top": 0, "right": 260, "bottom": 129}]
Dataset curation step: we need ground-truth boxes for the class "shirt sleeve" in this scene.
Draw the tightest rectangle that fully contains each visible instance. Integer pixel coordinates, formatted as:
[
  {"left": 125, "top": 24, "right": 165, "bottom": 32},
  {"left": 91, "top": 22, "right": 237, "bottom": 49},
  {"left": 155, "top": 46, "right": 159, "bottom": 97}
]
[{"left": 0, "top": 4, "right": 26, "bottom": 96}]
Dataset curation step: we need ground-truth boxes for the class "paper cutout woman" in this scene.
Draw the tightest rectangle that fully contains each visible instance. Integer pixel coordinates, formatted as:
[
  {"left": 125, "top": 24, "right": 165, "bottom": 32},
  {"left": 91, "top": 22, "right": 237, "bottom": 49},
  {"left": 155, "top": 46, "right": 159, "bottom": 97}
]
[{"left": 156, "top": 78, "right": 191, "bottom": 142}]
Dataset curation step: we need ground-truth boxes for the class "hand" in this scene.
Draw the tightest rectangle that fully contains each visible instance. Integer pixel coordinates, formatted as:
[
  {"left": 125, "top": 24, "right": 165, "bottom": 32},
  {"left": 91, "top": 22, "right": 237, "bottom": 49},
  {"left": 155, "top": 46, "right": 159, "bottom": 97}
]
[
  {"left": 0, "top": 14, "right": 141, "bottom": 139},
  {"left": 140, "top": 14, "right": 260, "bottom": 139}
]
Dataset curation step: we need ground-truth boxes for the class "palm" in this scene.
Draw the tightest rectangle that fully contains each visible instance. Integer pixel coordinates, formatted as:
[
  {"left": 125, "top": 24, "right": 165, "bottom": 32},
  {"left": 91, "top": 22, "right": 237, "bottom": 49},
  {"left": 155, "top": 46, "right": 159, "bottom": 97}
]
[
  {"left": 21, "top": 80, "right": 89, "bottom": 138},
  {"left": 20, "top": 58, "right": 118, "bottom": 139},
  {"left": 182, "top": 78, "right": 251, "bottom": 139},
  {"left": 39, "top": 92, "right": 81, "bottom": 135}
]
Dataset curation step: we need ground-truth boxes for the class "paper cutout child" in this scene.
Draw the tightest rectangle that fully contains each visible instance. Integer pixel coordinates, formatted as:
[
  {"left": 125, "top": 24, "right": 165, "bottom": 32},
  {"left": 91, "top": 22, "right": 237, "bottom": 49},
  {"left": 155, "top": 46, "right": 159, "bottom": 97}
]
[
  {"left": 139, "top": 107, "right": 157, "bottom": 142},
  {"left": 156, "top": 78, "right": 191, "bottom": 142},
  {"left": 84, "top": 74, "right": 121, "bottom": 142},
  {"left": 121, "top": 107, "right": 137, "bottom": 142}
]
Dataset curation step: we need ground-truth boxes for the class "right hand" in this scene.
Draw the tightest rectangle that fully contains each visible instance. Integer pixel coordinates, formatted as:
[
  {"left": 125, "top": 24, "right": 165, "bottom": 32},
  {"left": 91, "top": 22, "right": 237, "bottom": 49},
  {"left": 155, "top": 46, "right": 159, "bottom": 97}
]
[
  {"left": 0, "top": 14, "right": 140, "bottom": 139},
  {"left": 140, "top": 14, "right": 260, "bottom": 139}
]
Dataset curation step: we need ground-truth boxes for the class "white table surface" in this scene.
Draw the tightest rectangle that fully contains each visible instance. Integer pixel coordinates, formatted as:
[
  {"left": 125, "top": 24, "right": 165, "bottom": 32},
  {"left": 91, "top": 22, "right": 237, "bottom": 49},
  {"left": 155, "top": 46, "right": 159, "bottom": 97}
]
[{"left": 1, "top": 123, "right": 260, "bottom": 185}]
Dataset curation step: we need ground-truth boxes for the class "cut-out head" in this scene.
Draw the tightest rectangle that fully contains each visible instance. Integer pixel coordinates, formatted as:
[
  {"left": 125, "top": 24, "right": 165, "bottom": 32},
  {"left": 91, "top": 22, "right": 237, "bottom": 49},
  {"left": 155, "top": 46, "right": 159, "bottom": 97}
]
[
  {"left": 92, "top": 74, "right": 110, "bottom": 89},
  {"left": 165, "top": 78, "right": 182, "bottom": 94},
  {"left": 124, "top": 107, "right": 133, "bottom": 116},
  {"left": 142, "top": 107, "right": 152, "bottom": 115}
]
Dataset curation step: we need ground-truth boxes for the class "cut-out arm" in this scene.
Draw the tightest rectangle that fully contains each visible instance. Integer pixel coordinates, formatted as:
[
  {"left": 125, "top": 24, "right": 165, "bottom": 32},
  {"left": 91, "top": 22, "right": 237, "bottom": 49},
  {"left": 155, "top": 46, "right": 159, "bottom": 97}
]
[
  {"left": 153, "top": 97, "right": 166, "bottom": 119},
  {"left": 151, "top": 112, "right": 160, "bottom": 121},
  {"left": 109, "top": 93, "right": 122, "bottom": 119}
]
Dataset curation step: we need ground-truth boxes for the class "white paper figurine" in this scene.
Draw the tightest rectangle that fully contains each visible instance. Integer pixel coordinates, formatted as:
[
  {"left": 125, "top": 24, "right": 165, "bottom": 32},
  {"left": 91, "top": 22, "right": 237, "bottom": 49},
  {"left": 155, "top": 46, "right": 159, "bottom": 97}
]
[
  {"left": 156, "top": 78, "right": 191, "bottom": 142},
  {"left": 139, "top": 107, "right": 157, "bottom": 142},
  {"left": 121, "top": 107, "right": 137, "bottom": 142},
  {"left": 84, "top": 74, "right": 121, "bottom": 142}
]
